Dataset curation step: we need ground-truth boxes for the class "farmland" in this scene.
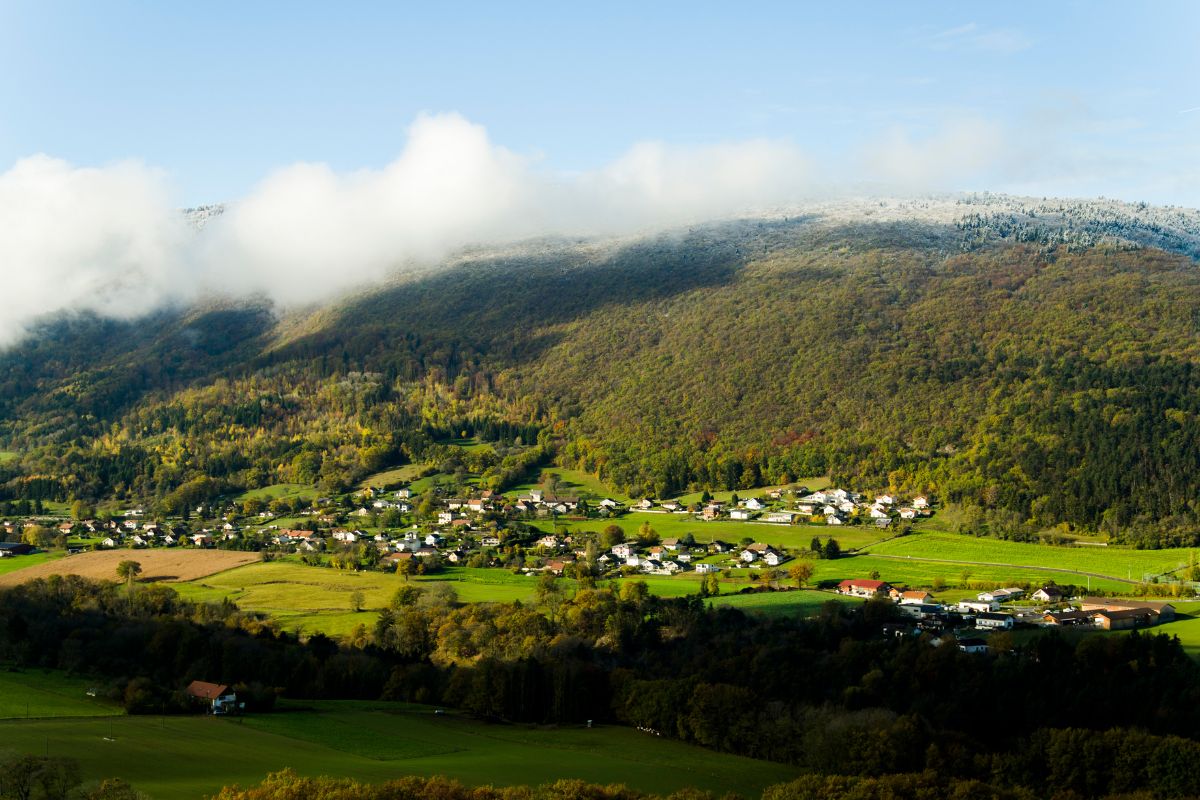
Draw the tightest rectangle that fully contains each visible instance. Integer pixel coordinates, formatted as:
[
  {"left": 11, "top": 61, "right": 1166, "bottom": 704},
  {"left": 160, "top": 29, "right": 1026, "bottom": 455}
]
[
  {"left": 0, "top": 549, "right": 262, "bottom": 587},
  {"left": 0, "top": 699, "right": 800, "bottom": 800}
]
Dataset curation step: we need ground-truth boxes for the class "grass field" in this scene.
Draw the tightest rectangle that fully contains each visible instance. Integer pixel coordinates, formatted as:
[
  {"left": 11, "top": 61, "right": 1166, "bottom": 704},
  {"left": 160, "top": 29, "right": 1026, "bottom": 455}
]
[
  {"left": 359, "top": 464, "right": 425, "bottom": 489},
  {"left": 0, "top": 551, "right": 63, "bottom": 577},
  {"left": 0, "top": 549, "right": 263, "bottom": 587},
  {"left": 235, "top": 483, "right": 319, "bottom": 504},
  {"left": 811, "top": 553, "right": 1132, "bottom": 593},
  {"left": 0, "top": 450, "right": 18, "bottom": 464},
  {"left": 0, "top": 670, "right": 122, "bottom": 718},
  {"left": 708, "top": 589, "right": 854, "bottom": 617},
  {"left": 174, "top": 563, "right": 544, "bottom": 636},
  {"left": 0, "top": 701, "right": 799, "bottom": 800},
  {"left": 506, "top": 468, "right": 634, "bottom": 503},
  {"left": 861, "top": 533, "right": 1194, "bottom": 581}
]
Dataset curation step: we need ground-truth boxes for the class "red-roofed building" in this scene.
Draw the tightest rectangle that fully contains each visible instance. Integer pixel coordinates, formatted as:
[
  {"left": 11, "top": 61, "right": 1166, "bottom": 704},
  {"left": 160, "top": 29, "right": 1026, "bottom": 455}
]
[
  {"left": 836, "top": 579, "right": 892, "bottom": 598},
  {"left": 186, "top": 680, "right": 237, "bottom": 715}
]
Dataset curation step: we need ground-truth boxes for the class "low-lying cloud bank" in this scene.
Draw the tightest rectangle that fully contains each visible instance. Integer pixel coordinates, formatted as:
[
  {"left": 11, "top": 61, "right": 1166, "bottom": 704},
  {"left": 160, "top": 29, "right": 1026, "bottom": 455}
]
[{"left": 0, "top": 111, "right": 1029, "bottom": 344}]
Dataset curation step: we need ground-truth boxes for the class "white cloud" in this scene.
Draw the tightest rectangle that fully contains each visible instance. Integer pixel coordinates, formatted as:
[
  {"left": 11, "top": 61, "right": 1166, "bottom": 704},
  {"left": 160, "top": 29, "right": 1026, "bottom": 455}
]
[
  {"left": 0, "top": 113, "right": 823, "bottom": 344},
  {"left": 0, "top": 155, "right": 189, "bottom": 344},
  {"left": 0, "top": 108, "right": 1180, "bottom": 347},
  {"left": 860, "top": 118, "right": 1009, "bottom": 188}
]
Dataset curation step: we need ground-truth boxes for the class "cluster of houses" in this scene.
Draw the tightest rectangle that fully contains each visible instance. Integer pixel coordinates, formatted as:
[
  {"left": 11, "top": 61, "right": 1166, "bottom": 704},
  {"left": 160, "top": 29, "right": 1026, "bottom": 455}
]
[
  {"left": 622, "top": 487, "right": 933, "bottom": 528},
  {"left": 837, "top": 578, "right": 1176, "bottom": 640},
  {"left": 518, "top": 535, "right": 792, "bottom": 577},
  {"left": 794, "top": 489, "right": 932, "bottom": 528}
]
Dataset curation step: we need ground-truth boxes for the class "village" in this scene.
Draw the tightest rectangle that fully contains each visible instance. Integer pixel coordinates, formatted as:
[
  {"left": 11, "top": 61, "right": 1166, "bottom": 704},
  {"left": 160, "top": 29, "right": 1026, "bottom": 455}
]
[
  {"left": 1, "top": 483, "right": 932, "bottom": 579},
  {"left": 0, "top": 480, "right": 1183, "bottom": 656}
]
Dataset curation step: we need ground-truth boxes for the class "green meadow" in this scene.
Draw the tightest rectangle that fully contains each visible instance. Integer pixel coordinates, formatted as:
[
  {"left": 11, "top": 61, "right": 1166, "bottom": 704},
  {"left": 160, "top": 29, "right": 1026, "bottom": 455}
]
[
  {"left": 0, "top": 551, "right": 63, "bottom": 577},
  {"left": 708, "top": 589, "right": 854, "bottom": 617},
  {"left": 1, "top": 700, "right": 799, "bottom": 800},
  {"left": 173, "top": 562, "right": 544, "bottom": 636},
  {"left": 0, "top": 669, "right": 122, "bottom": 718},
  {"left": 506, "top": 468, "right": 635, "bottom": 504},
  {"left": 861, "top": 533, "right": 1193, "bottom": 581},
  {"left": 234, "top": 483, "right": 320, "bottom": 504},
  {"left": 359, "top": 464, "right": 425, "bottom": 489}
]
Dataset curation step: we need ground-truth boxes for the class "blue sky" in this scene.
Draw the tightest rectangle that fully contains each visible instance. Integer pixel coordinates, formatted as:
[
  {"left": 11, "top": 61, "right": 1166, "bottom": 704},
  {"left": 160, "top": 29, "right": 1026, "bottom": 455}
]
[{"left": 1, "top": 1, "right": 1198, "bottom": 205}]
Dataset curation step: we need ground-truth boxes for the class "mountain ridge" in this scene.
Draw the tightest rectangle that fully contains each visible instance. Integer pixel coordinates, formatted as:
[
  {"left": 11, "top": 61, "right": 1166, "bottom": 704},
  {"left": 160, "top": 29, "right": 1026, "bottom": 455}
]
[{"left": 2, "top": 194, "right": 1199, "bottom": 542}]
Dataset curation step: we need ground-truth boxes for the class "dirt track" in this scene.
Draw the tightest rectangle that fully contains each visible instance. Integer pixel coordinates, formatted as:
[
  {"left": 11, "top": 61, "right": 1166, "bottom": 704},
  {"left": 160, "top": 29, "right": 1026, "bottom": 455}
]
[{"left": 0, "top": 549, "right": 261, "bottom": 586}]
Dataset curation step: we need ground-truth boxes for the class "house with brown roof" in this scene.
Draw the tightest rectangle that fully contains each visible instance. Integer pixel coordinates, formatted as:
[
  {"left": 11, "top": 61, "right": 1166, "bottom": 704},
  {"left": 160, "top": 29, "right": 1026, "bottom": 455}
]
[
  {"left": 186, "top": 680, "right": 237, "bottom": 715},
  {"left": 837, "top": 579, "right": 892, "bottom": 598},
  {"left": 1078, "top": 597, "right": 1175, "bottom": 622}
]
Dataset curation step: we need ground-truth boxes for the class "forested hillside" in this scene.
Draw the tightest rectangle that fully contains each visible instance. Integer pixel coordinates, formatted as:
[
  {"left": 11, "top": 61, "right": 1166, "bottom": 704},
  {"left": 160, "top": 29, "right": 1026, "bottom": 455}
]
[{"left": 2, "top": 195, "right": 1199, "bottom": 537}]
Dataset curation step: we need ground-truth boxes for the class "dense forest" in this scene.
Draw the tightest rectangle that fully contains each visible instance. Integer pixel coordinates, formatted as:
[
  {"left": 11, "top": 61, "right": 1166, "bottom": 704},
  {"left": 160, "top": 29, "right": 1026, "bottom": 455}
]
[
  {"left": 1, "top": 197, "right": 1200, "bottom": 539},
  {"left": 6, "top": 574, "right": 1200, "bottom": 799}
]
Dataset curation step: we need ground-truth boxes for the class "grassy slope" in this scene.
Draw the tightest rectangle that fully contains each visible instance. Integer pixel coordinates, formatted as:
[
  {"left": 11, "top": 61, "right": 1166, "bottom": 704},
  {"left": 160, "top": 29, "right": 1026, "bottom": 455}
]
[
  {"left": 0, "top": 670, "right": 123, "bottom": 718},
  {"left": 862, "top": 533, "right": 1193, "bottom": 580},
  {"left": 234, "top": 483, "right": 319, "bottom": 503},
  {"left": 358, "top": 464, "right": 424, "bottom": 489},
  {"left": 4, "top": 701, "right": 799, "bottom": 800},
  {"left": 708, "top": 589, "right": 854, "bottom": 617},
  {"left": 174, "top": 563, "right": 542, "bottom": 637}
]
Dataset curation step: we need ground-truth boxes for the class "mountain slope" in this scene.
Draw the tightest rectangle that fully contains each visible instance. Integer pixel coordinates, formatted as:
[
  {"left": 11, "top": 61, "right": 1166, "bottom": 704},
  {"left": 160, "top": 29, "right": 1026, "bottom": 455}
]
[{"left": 1, "top": 195, "right": 1199, "bottom": 539}]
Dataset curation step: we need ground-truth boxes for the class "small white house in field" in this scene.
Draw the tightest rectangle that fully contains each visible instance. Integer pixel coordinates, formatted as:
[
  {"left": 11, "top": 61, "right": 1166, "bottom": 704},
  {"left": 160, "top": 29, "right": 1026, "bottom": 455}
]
[{"left": 695, "top": 563, "right": 719, "bottom": 574}]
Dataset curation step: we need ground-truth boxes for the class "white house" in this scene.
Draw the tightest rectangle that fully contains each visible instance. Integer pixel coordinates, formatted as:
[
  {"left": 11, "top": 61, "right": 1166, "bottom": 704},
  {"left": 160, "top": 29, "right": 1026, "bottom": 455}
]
[
  {"left": 875, "top": 495, "right": 895, "bottom": 506},
  {"left": 975, "top": 612, "right": 1015, "bottom": 630},
  {"left": 744, "top": 498, "right": 766, "bottom": 510},
  {"left": 695, "top": 563, "right": 719, "bottom": 574},
  {"left": 730, "top": 509, "right": 753, "bottom": 521},
  {"left": 912, "top": 496, "right": 929, "bottom": 509},
  {"left": 959, "top": 600, "right": 999, "bottom": 614}
]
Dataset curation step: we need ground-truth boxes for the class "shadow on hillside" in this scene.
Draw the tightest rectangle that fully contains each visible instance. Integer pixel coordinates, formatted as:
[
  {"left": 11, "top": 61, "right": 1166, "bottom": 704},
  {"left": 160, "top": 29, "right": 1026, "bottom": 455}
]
[{"left": 260, "top": 217, "right": 823, "bottom": 371}]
